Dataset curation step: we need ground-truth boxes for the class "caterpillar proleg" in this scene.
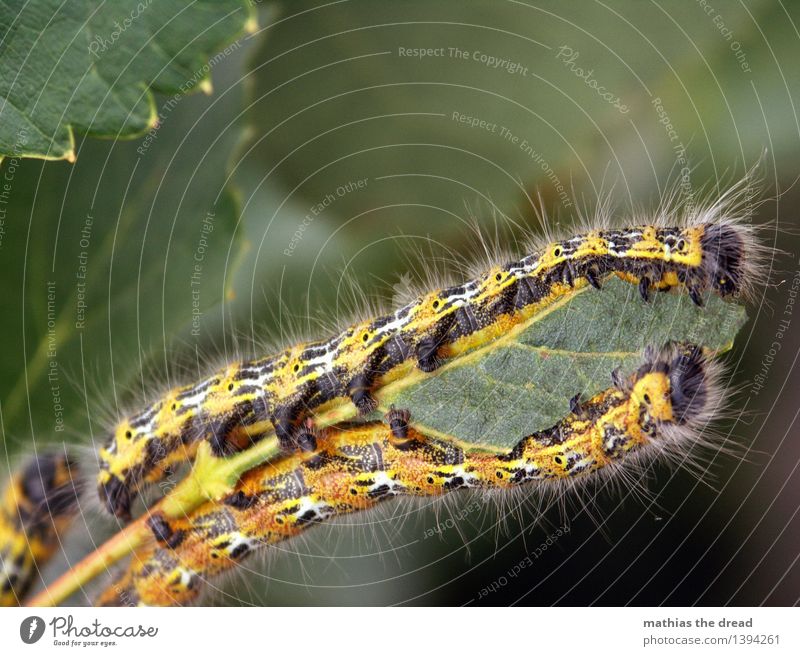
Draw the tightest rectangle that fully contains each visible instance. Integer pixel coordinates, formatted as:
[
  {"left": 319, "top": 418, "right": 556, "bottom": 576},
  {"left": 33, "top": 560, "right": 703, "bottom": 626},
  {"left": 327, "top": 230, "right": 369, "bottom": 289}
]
[
  {"left": 0, "top": 452, "right": 80, "bottom": 606},
  {"left": 96, "top": 342, "right": 725, "bottom": 606},
  {"left": 97, "top": 205, "right": 761, "bottom": 520}
]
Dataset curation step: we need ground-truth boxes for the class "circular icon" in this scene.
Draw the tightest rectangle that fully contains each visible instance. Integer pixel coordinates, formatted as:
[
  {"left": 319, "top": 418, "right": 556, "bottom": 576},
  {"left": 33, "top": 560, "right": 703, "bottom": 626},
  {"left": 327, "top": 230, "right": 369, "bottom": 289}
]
[{"left": 20, "top": 616, "right": 45, "bottom": 644}]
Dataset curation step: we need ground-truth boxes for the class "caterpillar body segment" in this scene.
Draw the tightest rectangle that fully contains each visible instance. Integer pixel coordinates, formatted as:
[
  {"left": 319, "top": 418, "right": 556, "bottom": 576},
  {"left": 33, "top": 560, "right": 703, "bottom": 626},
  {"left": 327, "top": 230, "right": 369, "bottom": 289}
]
[
  {"left": 0, "top": 452, "right": 80, "bottom": 606},
  {"left": 97, "top": 343, "right": 722, "bottom": 606},
  {"left": 98, "top": 219, "right": 752, "bottom": 519}
]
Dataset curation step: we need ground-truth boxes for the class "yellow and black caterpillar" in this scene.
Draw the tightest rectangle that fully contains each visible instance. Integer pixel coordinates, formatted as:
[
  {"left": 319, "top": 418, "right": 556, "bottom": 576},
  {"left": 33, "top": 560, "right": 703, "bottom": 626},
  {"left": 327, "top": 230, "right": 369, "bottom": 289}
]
[
  {"left": 0, "top": 452, "right": 80, "bottom": 606},
  {"left": 98, "top": 214, "right": 756, "bottom": 519},
  {"left": 97, "top": 342, "right": 723, "bottom": 606}
]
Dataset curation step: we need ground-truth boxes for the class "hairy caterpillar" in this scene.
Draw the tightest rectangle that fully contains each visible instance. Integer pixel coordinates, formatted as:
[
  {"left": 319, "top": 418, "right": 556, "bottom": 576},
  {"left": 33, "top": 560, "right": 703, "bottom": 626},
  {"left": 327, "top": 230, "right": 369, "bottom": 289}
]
[
  {"left": 0, "top": 452, "right": 80, "bottom": 606},
  {"left": 96, "top": 342, "right": 724, "bottom": 606},
  {"left": 97, "top": 210, "right": 758, "bottom": 520}
]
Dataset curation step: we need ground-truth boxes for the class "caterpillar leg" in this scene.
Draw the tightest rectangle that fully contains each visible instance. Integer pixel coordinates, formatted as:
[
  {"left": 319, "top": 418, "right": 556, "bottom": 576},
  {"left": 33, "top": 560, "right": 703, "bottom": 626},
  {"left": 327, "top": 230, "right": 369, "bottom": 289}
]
[
  {"left": 208, "top": 414, "right": 243, "bottom": 456},
  {"left": 584, "top": 266, "right": 603, "bottom": 290},
  {"left": 271, "top": 414, "right": 323, "bottom": 456},
  {"left": 385, "top": 406, "right": 415, "bottom": 450},
  {"left": 416, "top": 311, "right": 474, "bottom": 374},
  {"left": 293, "top": 418, "right": 321, "bottom": 452},
  {"left": 207, "top": 400, "right": 263, "bottom": 457},
  {"left": 639, "top": 276, "right": 651, "bottom": 302},
  {"left": 610, "top": 367, "right": 627, "bottom": 391},
  {"left": 222, "top": 490, "right": 259, "bottom": 510},
  {"left": 568, "top": 393, "right": 584, "bottom": 416},
  {"left": 347, "top": 373, "right": 379, "bottom": 415},
  {"left": 146, "top": 513, "right": 185, "bottom": 549},
  {"left": 562, "top": 262, "right": 576, "bottom": 287},
  {"left": 415, "top": 335, "right": 444, "bottom": 373},
  {"left": 271, "top": 406, "right": 299, "bottom": 450}
]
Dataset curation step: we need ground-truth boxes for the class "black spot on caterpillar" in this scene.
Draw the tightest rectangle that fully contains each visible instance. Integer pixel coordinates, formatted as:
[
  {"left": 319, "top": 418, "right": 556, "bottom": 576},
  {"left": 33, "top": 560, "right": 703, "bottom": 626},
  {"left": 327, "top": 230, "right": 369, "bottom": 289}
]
[
  {"left": 0, "top": 452, "right": 80, "bottom": 606},
  {"left": 95, "top": 342, "right": 726, "bottom": 606},
  {"left": 147, "top": 513, "right": 186, "bottom": 550},
  {"left": 97, "top": 191, "right": 764, "bottom": 519}
]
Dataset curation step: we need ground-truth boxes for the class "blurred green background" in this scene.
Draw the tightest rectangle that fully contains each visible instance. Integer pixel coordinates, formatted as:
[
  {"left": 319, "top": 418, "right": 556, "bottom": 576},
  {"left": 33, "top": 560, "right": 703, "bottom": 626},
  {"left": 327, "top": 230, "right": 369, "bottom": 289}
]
[{"left": 1, "top": 0, "right": 799, "bottom": 605}]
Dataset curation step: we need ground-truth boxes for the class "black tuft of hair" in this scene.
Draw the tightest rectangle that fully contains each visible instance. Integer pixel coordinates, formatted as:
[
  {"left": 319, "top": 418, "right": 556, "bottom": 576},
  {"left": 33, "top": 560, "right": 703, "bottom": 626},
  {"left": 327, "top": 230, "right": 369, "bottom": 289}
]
[
  {"left": 99, "top": 477, "right": 131, "bottom": 520},
  {"left": 667, "top": 346, "right": 707, "bottom": 424},
  {"left": 701, "top": 223, "right": 746, "bottom": 296}
]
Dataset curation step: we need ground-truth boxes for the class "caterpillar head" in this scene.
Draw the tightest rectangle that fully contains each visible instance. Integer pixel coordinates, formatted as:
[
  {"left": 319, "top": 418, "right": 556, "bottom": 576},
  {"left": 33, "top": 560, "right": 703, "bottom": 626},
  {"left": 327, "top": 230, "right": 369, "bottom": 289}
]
[
  {"left": 701, "top": 222, "right": 747, "bottom": 297},
  {"left": 98, "top": 419, "right": 166, "bottom": 519},
  {"left": 631, "top": 370, "right": 674, "bottom": 423},
  {"left": 633, "top": 343, "right": 717, "bottom": 430},
  {"left": 97, "top": 386, "right": 195, "bottom": 518}
]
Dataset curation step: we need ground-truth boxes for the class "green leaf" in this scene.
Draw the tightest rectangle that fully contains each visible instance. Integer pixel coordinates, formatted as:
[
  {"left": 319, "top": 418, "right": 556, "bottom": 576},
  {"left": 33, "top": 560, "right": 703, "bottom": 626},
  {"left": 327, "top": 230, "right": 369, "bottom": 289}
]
[
  {"left": 0, "top": 0, "right": 254, "bottom": 161},
  {"left": 380, "top": 278, "right": 747, "bottom": 449},
  {"left": 0, "top": 45, "right": 251, "bottom": 452}
]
